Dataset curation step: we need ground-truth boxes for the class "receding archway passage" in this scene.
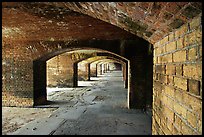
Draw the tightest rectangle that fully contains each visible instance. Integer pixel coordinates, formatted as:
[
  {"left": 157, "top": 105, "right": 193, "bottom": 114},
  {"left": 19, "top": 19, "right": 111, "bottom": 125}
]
[
  {"left": 3, "top": 2, "right": 201, "bottom": 135},
  {"left": 41, "top": 49, "right": 132, "bottom": 107},
  {"left": 10, "top": 69, "right": 152, "bottom": 135},
  {"left": 34, "top": 47, "right": 152, "bottom": 111}
]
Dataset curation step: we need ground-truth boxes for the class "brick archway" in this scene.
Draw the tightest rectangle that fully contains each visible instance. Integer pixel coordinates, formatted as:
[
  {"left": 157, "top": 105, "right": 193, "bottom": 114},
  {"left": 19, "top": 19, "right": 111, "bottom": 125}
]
[{"left": 33, "top": 47, "right": 129, "bottom": 106}]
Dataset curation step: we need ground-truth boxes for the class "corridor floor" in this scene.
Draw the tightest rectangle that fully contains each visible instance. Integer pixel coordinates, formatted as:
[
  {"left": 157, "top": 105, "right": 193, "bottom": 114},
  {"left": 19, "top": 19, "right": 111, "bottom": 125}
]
[{"left": 3, "top": 70, "right": 152, "bottom": 135}]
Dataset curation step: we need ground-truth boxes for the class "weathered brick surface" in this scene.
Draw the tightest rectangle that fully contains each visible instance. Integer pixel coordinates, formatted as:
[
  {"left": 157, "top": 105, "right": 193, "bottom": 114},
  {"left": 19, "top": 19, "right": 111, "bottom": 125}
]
[
  {"left": 181, "top": 122, "right": 194, "bottom": 135},
  {"left": 188, "top": 47, "right": 198, "bottom": 60},
  {"left": 175, "top": 24, "right": 188, "bottom": 39},
  {"left": 47, "top": 53, "right": 75, "bottom": 87},
  {"left": 166, "top": 41, "right": 176, "bottom": 53},
  {"left": 155, "top": 65, "right": 165, "bottom": 74},
  {"left": 153, "top": 14, "right": 202, "bottom": 135},
  {"left": 47, "top": 52, "right": 97, "bottom": 87},
  {"left": 188, "top": 79, "right": 200, "bottom": 95},
  {"left": 167, "top": 75, "right": 174, "bottom": 85},
  {"left": 174, "top": 89, "right": 183, "bottom": 103},
  {"left": 159, "top": 53, "right": 173, "bottom": 63},
  {"left": 175, "top": 65, "right": 183, "bottom": 76},
  {"left": 186, "top": 110, "right": 197, "bottom": 128},
  {"left": 183, "top": 64, "right": 202, "bottom": 80},
  {"left": 174, "top": 77, "right": 187, "bottom": 91},
  {"left": 166, "top": 65, "right": 175, "bottom": 75},
  {"left": 2, "top": 2, "right": 202, "bottom": 135},
  {"left": 195, "top": 26, "right": 202, "bottom": 45},
  {"left": 174, "top": 114, "right": 182, "bottom": 131},
  {"left": 164, "top": 85, "right": 174, "bottom": 97},
  {"left": 90, "top": 63, "right": 97, "bottom": 77},
  {"left": 173, "top": 101, "right": 187, "bottom": 118},
  {"left": 168, "top": 32, "right": 174, "bottom": 42},
  {"left": 176, "top": 37, "right": 184, "bottom": 49},
  {"left": 173, "top": 50, "right": 186, "bottom": 62}
]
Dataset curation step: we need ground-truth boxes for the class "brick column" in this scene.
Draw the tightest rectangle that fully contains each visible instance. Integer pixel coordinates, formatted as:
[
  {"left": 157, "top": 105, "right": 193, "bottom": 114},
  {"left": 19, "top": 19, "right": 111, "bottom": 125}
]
[
  {"left": 33, "top": 60, "right": 47, "bottom": 106},
  {"left": 128, "top": 56, "right": 146, "bottom": 109},
  {"left": 87, "top": 63, "right": 91, "bottom": 81},
  {"left": 103, "top": 64, "right": 106, "bottom": 73},
  {"left": 73, "top": 62, "right": 78, "bottom": 87},
  {"left": 123, "top": 63, "right": 128, "bottom": 89},
  {"left": 100, "top": 64, "right": 103, "bottom": 75},
  {"left": 95, "top": 64, "right": 98, "bottom": 77}
]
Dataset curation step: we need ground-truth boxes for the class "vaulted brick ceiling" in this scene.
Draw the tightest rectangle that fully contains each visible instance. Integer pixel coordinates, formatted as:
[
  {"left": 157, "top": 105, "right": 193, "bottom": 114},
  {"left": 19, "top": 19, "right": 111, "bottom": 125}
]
[{"left": 2, "top": 2, "right": 202, "bottom": 44}]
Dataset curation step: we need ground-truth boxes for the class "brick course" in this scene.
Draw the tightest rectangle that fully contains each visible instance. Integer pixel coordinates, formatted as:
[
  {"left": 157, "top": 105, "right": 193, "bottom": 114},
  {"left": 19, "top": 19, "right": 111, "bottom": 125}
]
[{"left": 153, "top": 14, "right": 202, "bottom": 135}]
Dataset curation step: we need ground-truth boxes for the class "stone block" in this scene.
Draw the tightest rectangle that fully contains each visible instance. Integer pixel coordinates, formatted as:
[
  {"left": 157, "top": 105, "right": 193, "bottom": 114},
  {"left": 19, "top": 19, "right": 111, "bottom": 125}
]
[
  {"left": 188, "top": 47, "right": 197, "bottom": 60},
  {"left": 174, "top": 114, "right": 182, "bottom": 131},
  {"left": 166, "top": 65, "right": 175, "bottom": 75},
  {"left": 190, "top": 15, "right": 201, "bottom": 30},
  {"left": 154, "top": 56, "right": 158, "bottom": 64},
  {"left": 181, "top": 122, "right": 193, "bottom": 135},
  {"left": 173, "top": 50, "right": 186, "bottom": 62},
  {"left": 183, "top": 93, "right": 202, "bottom": 114},
  {"left": 163, "top": 53, "right": 173, "bottom": 63},
  {"left": 163, "top": 106, "right": 174, "bottom": 122},
  {"left": 186, "top": 111, "right": 197, "bottom": 128},
  {"left": 158, "top": 74, "right": 167, "bottom": 84},
  {"left": 175, "top": 65, "right": 183, "bottom": 76},
  {"left": 155, "top": 65, "right": 166, "bottom": 74},
  {"left": 188, "top": 31, "right": 196, "bottom": 46},
  {"left": 195, "top": 26, "right": 202, "bottom": 45},
  {"left": 172, "top": 125, "right": 182, "bottom": 135},
  {"left": 174, "top": 102, "right": 187, "bottom": 118},
  {"left": 175, "top": 24, "right": 188, "bottom": 38},
  {"left": 166, "top": 41, "right": 176, "bottom": 53},
  {"left": 174, "top": 89, "right": 183, "bottom": 103},
  {"left": 187, "top": 79, "right": 200, "bottom": 95},
  {"left": 167, "top": 75, "right": 174, "bottom": 85},
  {"left": 164, "top": 85, "right": 174, "bottom": 97},
  {"left": 176, "top": 37, "right": 184, "bottom": 49},
  {"left": 168, "top": 32, "right": 174, "bottom": 42},
  {"left": 174, "top": 77, "right": 187, "bottom": 91},
  {"left": 183, "top": 64, "right": 202, "bottom": 80},
  {"left": 160, "top": 35, "right": 169, "bottom": 46}
]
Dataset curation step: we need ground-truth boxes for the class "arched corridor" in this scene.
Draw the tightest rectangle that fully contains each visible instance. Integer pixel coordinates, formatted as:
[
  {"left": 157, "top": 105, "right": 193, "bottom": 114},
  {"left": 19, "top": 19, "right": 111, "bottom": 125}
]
[
  {"left": 7, "top": 70, "right": 152, "bottom": 135},
  {"left": 2, "top": 2, "right": 202, "bottom": 135}
]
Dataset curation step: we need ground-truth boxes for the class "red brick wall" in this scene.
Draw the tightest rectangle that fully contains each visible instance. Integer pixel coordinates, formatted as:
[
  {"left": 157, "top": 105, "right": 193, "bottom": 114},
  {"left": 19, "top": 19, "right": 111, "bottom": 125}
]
[{"left": 2, "top": 41, "right": 64, "bottom": 106}]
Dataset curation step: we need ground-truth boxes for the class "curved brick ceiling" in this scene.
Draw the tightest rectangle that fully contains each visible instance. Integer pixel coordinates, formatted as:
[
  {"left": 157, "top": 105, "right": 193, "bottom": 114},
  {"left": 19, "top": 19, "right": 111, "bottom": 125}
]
[
  {"left": 2, "top": 2, "right": 202, "bottom": 44},
  {"left": 48, "top": 2, "right": 202, "bottom": 44},
  {"left": 2, "top": 2, "right": 137, "bottom": 42}
]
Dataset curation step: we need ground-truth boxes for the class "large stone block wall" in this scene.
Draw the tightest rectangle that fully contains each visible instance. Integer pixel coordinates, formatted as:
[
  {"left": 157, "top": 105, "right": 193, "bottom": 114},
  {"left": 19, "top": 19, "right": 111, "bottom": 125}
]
[
  {"left": 2, "top": 40, "right": 84, "bottom": 107},
  {"left": 152, "top": 14, "right": 202, "bottom": 135}
]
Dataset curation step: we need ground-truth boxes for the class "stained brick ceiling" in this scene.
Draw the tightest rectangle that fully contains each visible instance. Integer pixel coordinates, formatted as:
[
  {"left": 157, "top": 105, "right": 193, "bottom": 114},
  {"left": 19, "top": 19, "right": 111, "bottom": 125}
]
[{"left": 2, "top": 2, "right": 202, "bottom": 44}]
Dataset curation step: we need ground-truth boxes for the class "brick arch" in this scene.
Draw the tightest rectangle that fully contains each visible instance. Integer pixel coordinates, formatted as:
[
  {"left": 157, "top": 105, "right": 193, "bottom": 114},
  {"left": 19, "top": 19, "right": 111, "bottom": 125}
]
[
  {"left": 77, "top": 56, "right": 127, "bottom": 82},
  {"left": 94, "top": 59, "right": 125, "bottom": 74},
  {"left": 94, "top": 58, "right": 125, "bottom": 73},
  {"left": 75, "top": 52, "right": 128, "bottom": 76},
  {"left": 36, "top": 2, "right": 201, "bottom": 44},
  {"left": 2, "top": 2, "right": 153, "bottom": 110},
  {"left": 34, "top": 46, "right": 129, "bottom": 106}
]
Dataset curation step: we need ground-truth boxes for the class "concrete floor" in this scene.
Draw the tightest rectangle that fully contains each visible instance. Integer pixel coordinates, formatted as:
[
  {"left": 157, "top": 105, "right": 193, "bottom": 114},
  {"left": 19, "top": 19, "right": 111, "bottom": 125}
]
[{"left": 4, "top": 70, "right": 152, "bottom": 135}]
